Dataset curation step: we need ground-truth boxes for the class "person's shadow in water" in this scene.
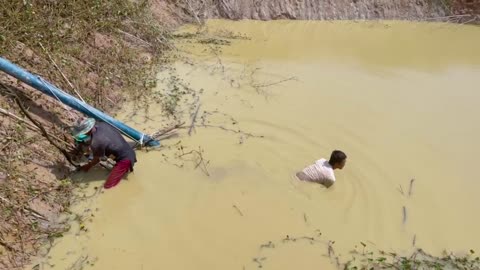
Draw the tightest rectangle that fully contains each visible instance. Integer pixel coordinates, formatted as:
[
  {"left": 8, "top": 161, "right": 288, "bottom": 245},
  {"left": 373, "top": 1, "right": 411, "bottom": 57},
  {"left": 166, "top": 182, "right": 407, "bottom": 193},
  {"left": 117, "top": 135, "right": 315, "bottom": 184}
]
[{"left": 71, "top": 166, "right": 110, "bottom": 185}]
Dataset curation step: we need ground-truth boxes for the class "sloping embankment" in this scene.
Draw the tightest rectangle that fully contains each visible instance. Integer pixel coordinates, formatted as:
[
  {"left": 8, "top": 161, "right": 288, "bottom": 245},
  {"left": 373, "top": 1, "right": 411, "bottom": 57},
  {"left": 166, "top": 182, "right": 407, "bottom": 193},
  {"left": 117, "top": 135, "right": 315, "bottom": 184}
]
[{"left": 169, "top": 0, "right": 478, "bottom": 22}]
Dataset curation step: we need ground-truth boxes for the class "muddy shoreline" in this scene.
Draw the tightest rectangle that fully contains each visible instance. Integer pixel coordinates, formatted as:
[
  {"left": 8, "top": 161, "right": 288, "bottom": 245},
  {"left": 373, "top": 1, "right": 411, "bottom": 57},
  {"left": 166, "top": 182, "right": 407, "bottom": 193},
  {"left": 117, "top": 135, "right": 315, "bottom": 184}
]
[{"left": 171, "top": 0, "right": 479, "bottom": 22}]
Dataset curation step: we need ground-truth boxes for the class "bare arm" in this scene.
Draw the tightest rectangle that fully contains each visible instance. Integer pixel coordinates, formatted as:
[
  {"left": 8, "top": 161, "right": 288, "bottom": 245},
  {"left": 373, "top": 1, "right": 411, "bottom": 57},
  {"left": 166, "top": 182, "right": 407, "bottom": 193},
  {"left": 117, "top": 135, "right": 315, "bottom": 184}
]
[{"left": 80, "top": 157, "right": 100, "bottom": 172}]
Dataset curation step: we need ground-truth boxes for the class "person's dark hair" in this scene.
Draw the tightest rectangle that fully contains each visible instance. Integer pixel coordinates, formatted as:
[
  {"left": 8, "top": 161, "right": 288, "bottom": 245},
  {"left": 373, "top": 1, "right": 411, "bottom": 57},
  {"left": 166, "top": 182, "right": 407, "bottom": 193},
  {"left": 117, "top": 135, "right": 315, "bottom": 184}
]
[{"left": 329, "top": 150, "right": 347, "bottom": 165}]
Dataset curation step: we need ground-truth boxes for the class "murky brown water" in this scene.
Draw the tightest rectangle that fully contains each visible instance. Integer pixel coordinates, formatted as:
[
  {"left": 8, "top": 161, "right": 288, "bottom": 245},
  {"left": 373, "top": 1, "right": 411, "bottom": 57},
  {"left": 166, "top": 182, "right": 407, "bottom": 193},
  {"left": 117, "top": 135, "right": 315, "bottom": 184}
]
[{"left": 32, "top": 20, "right": 480, "bottom": 270}]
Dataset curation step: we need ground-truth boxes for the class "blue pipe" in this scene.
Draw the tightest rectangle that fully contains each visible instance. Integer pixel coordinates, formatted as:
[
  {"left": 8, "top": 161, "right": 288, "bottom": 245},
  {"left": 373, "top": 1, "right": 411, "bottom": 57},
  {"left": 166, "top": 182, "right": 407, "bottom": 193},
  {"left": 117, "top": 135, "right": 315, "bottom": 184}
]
[{"left": 0, "top": 57, "right": 160, "bottom": 147}]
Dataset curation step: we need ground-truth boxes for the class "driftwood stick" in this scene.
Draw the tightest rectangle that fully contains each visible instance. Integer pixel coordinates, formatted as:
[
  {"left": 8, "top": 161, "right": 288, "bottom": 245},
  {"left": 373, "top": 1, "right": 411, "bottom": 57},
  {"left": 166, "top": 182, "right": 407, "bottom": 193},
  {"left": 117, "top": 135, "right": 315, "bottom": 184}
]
[
  {"left": 177, "top": 147, "right": 210, "bottom": 176},
  {"left": 199, "top": 124, "right": 264, "bottom": 138},
  {"left": 252, "top": 76, "right": 297, "bottom": 89},
  {"left": 67, "top": 255, "right": 89, "bottom": 270},
  {"left": 150, "top": 122, "right": 185, "bottom": 139},
  {"left": 188, "top": 103, "right": 201, "bottom": 136},
  {"left": 152, "top": 123, "right": 185, "bottom": 137},
  {"left": 232, "top": 204, "right": 244, "bottom": 216},
  {"left": 328, "top": 241, "right": 335, "bottom": 257},
  {"left": 408, "top": 178, "right": 415, "bottom": 197}
]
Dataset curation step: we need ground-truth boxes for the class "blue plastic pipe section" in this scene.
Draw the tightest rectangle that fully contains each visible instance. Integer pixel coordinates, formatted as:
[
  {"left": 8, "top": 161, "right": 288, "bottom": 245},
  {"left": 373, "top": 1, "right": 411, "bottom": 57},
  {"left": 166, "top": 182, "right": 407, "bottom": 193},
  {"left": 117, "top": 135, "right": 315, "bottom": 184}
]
[{"left": 0, "top": 57, "right": 160, "bottom": 147}]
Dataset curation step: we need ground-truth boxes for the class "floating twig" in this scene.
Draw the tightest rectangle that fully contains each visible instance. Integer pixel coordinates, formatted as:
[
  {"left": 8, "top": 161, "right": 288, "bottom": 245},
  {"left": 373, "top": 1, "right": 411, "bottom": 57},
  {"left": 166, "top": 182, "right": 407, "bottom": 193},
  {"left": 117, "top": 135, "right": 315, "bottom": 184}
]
[
  {"left": 232, "top": 204, "right": 244, "bottom": 216},
  {"left": 177, "top": 146, "right": 210, "bottom": 176},
  {"left": 328, "top": 241, "right": 336, "bottom": 257},
  {"left": 397, "top": 185, "right": 405, "bottom": 196},
  {"left": 200, "top": 124, "right": 264, "bottom": 139},
  {"left": 360, "top": 241, "right": 367, "bottom": 254},
  {"left": 252, "top": 76, "right": 298, "bottom": 89},
  {"left": 259, "top": 241, "right": 275, "bottom": 249},
  {"left": 151, "top": 122, "right": 185, "bottom": 138},
  {"left": 296, "top": 236, "right": 316, "bottom": 242},
  {"left": 408, "top": 178, "right": 415, "bottom": 197},
  {"left": 67, "top": 255, "right": 89, "bottom": 270},
  {"left": 402, "top": 206, "right": 407, "bottom": 224},
  {"left": 252, "top": 257, "right": 266, "bottom": 268},
  {"left": 188, "top": 102, "right": 201, "bottom": 136},
  {"left": 146, "top": 122, "right": 185, "bottom": 146},
  {"left": 412, "top": 234, "right": 417, "bottom": 247}
]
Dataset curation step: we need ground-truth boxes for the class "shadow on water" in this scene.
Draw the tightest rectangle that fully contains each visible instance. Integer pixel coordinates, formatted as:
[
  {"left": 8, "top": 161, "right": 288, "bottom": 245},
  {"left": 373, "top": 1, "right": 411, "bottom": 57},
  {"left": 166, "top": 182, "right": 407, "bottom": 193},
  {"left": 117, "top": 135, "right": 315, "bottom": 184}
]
[{"left": 71, "top": 167, "right": 108, "bottom": 184}]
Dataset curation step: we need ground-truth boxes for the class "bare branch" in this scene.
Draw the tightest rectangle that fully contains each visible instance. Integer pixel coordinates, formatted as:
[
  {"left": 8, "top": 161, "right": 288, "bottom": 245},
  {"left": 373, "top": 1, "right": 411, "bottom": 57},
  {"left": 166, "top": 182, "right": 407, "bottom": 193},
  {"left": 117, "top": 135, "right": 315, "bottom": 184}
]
[{"left": 188, "top": 102, "right": 201, "bottom": 136}]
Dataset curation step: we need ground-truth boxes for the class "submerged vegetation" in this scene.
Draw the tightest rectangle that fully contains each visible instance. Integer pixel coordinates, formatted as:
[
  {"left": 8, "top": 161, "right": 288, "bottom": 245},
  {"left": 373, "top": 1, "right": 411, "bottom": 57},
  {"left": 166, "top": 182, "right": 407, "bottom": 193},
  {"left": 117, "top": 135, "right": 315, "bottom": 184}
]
[
  {"left": 345, "top": 247, "right": 480, "bottom": 270},
  {"left": 248, "top": 231, "right": 480, "bottom": 270}
]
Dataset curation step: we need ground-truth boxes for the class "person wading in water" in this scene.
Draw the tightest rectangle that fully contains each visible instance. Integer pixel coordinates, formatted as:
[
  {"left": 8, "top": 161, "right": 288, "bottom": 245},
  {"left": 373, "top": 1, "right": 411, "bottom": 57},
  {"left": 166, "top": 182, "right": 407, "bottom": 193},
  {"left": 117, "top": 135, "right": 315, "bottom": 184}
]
[
  {"left": 72, "top": 118, "right": 137, "bottom": 189},
  {"left": 296, "top": 150, "right": 347, "bottom": 188}
]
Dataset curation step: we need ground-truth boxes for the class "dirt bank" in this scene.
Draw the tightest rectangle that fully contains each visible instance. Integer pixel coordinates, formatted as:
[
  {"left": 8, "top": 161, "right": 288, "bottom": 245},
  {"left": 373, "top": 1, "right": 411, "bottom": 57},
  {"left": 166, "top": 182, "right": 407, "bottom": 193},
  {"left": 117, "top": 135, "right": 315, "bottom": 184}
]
[
  {"left": 169, "top": 0, "right": 479, "bottom": 22},
  {"left": 0, "top": 1, "right": 176, "bottom": 268}
]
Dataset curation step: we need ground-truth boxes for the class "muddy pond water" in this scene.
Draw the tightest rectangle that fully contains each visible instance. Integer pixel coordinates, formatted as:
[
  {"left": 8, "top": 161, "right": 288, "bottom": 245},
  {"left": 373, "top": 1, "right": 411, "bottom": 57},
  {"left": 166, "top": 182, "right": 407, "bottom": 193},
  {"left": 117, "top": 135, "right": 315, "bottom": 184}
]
[{"left": 32, "top": 20, "right": 480, "bottom": 270}]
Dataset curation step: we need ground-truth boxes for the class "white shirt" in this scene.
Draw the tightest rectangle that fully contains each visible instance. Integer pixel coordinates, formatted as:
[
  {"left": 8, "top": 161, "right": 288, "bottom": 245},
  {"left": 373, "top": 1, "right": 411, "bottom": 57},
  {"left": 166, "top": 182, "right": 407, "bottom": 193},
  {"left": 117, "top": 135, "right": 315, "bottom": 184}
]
[{"left": 300, "top": 158, "right": 335, "bottom": 185}]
